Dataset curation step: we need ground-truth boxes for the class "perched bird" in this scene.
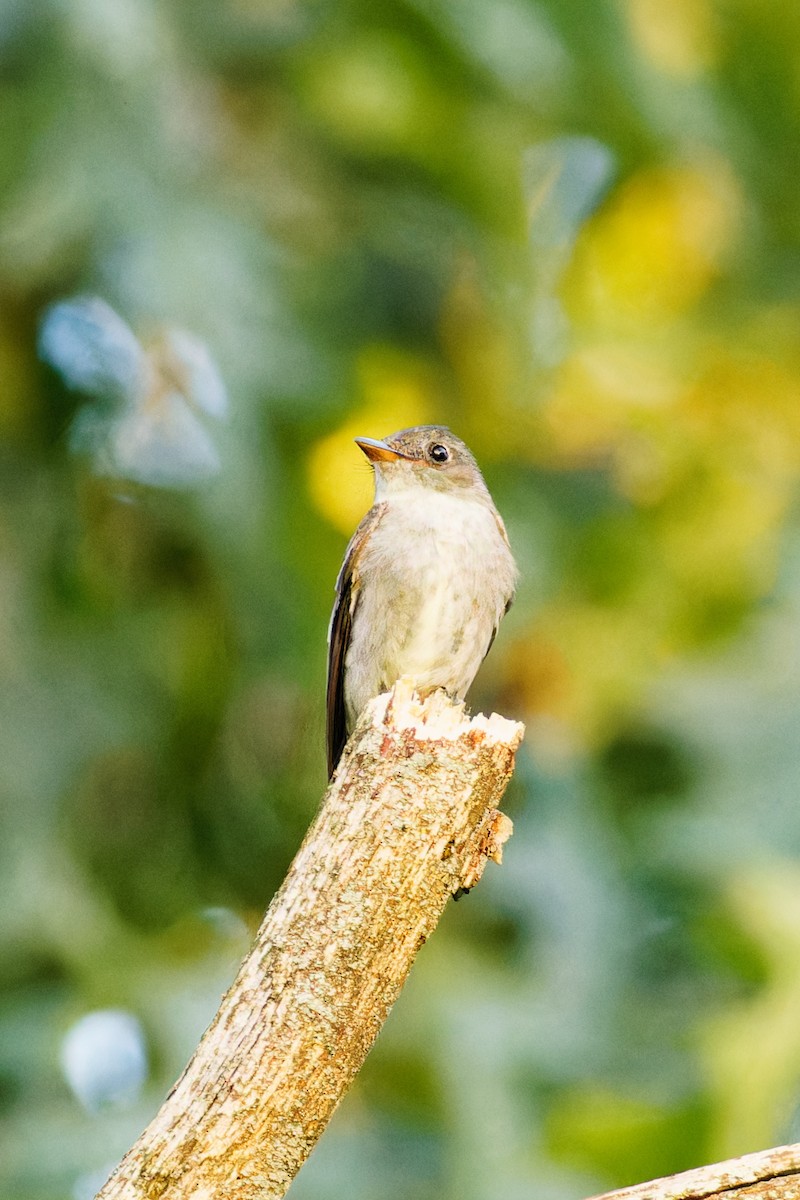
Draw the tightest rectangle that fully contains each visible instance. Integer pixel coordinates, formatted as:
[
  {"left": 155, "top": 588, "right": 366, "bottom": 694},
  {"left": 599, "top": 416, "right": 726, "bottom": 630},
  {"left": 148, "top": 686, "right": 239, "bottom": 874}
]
[{"left": 326, "top": 425, "right": 517, "bottom": 776}]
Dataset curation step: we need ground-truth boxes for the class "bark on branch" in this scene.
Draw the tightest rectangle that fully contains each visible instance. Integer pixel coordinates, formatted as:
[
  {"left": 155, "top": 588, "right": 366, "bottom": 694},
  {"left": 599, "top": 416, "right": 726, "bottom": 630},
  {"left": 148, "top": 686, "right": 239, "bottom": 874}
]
[
  {"left": 96, "top": 680, "right": 524, "bottom": 1200},
  {"left": 589, "top": 1143, "right": 800, "bottom": 1200}
]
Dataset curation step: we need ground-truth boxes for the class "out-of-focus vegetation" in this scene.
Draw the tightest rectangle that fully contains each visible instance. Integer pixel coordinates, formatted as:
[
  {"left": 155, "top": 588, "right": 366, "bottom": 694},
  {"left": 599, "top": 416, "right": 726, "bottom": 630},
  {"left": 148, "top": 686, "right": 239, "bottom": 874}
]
[{"left": 3, "top": 1, "right": 800, "bottom": 1197}]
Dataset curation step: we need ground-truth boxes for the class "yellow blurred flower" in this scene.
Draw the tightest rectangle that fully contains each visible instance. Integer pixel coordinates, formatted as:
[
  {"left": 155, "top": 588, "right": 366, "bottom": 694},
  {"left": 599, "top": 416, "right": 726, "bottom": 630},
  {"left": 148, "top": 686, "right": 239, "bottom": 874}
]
[
  {"left": 516, "top": 602, "right": 663, "bottom": 744},
  {"left": 625, "top": 0, "right": 718, "bottom": 78},
  {"left": 659, "top": 465, "right": 787, "bottom": 599},
  {"left": 543, "top": 341, "right": 681, "bottom": 461},
  {"left": 307, "top": 345, "right": 434, "bottom": 533},
  {"left": 566, "top": 160, "right": 743, "bottom": 328},
  {"left": 682, "top": 350, "right": 800, "bottom": 480}
]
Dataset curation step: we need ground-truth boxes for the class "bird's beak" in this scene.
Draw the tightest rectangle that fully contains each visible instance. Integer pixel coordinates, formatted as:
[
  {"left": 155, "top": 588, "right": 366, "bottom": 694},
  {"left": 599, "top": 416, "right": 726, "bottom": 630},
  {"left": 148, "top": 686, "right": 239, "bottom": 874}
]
[{"left": 355, "top": 437, "right": 411, "bottom": 463}]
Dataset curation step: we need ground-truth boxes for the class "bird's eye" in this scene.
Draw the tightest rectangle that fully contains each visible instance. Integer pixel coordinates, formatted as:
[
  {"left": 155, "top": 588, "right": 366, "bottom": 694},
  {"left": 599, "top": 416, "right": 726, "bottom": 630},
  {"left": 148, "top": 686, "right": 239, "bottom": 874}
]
[{"left": 429, "top": 443, "right": 449, "bottom": 463}]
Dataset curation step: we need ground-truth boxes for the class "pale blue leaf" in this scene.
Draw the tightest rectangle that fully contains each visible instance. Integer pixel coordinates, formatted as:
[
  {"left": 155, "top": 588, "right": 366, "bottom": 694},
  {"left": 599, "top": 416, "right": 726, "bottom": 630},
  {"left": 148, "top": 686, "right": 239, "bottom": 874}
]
[
  {"left": 39, "top": 296, "right": 143, "bottom": 400},
  {"left": 60, "top": 1009, "right": 147, "bottom": 1113},
  {"left": 104, "top": 390, "right": 222, "bottom": 488},
  {"left": 163, "top": 328, "right": 228, "bottom": 419},
  {"left": 525, "top": 137, "right": 615, "bottom": 250}
]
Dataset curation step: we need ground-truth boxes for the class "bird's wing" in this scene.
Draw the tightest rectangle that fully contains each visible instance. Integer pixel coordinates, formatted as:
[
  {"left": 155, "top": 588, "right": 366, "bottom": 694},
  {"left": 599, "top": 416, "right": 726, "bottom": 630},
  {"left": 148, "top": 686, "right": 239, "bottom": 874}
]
[
  {"left": 326, "top": 502, "right": 387, "bottom": 778},
  {"left": 483, "top": 510, "right": 516, "bottom": 658},
  {"left": 484, "top": 593, "right": 514, "bottom": 659}
]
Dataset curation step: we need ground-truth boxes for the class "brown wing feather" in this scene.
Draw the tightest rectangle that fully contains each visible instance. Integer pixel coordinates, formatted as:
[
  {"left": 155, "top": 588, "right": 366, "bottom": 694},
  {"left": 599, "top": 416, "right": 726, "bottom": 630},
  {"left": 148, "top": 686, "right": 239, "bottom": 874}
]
[
  {"left": 482, "top": 510, "right": 515, "bottom": 659},
  {"left": 326, "top": 503, "right": 386, "bottom": 777}
]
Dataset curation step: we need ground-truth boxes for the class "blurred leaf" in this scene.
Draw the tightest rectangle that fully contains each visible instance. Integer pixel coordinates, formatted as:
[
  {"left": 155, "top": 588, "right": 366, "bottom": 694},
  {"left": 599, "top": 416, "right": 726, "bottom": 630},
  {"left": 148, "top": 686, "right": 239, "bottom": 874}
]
[
  {"left": 526, "top": 137, "right": 615, "bottom": 253},
  {"left": 40, "top": 296, "right": 228, "bottom": 489},
  {"left": 39, "top": 297, "right": 143, "bottom": 401},
  {"left": 545, "top": 1085, "right": 709, "bottom": 1186}
]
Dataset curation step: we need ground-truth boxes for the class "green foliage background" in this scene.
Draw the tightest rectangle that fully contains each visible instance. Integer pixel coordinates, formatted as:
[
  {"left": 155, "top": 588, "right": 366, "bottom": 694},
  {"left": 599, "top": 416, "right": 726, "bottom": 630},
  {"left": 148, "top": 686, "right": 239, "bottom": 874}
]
[{"left": 4, "top": 1, "right": 800, "bottom": 1196}]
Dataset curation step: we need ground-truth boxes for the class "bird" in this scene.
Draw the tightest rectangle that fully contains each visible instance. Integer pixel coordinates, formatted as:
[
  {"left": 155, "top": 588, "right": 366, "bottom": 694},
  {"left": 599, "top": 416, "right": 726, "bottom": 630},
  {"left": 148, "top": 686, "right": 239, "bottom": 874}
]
[{"left": 326, "top": 425, "right": 517, "bottom": 777}]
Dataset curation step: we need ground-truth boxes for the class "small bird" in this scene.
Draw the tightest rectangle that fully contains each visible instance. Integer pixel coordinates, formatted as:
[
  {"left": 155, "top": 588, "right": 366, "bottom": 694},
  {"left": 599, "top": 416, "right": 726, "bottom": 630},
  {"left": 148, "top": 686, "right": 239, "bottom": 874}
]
[{"left": 326, "top": 425, "right": 517, "bottom": 776}]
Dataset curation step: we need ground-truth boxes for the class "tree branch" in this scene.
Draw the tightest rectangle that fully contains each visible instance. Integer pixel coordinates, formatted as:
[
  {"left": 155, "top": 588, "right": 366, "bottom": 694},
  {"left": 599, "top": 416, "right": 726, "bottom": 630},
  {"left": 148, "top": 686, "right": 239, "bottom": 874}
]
[
  {"left": 588, "top": 1143, "right": 800, "bottom": 1200},
  {"left": 96, "top": 680, "right": 524, "bottom": 1200}
]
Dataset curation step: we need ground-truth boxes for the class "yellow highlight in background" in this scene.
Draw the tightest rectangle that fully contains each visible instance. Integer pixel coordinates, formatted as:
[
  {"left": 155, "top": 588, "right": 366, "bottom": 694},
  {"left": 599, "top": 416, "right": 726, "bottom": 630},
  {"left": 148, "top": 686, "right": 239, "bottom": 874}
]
[
  {"left": 626, "top": 0, "right": 718, "bottom": 78},
  {"left": 567, "top": 160, "right": 742, "bottom": 328},
  {"left": 307, "top": 345, "right": 433, "bottom": 534}
]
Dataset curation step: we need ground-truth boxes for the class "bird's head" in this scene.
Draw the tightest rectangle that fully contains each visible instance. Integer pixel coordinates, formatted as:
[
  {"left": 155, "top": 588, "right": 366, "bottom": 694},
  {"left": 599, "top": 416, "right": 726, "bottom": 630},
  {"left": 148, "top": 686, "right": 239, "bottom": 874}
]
[{"left": 355, "top": 425, "right": 491, "bottom": 502}]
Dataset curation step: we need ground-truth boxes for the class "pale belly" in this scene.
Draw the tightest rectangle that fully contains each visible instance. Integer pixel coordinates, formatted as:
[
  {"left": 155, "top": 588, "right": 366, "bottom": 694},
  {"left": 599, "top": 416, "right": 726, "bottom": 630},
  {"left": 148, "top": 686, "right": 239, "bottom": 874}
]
[{"left": 343, "top": 491, "right": 515, "bottom": 730}]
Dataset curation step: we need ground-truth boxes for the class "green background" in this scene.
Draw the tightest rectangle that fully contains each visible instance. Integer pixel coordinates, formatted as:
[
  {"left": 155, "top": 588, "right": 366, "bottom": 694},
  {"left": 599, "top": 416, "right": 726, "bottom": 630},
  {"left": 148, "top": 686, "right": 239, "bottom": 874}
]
[{"left": 4, "top": 1, "right": 800, "bottom": 1196}]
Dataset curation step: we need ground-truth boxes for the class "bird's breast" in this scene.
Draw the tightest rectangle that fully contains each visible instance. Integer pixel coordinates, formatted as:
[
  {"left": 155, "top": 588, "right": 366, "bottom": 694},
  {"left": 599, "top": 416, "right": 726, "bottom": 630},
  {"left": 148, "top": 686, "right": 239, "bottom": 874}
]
[{"left": 344, "top": 488, "right": 515, "bottom": 725}]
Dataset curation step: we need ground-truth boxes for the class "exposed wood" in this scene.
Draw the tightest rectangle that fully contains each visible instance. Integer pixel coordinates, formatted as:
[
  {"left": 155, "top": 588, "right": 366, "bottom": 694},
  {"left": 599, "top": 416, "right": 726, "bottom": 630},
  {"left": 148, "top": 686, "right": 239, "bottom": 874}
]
[
  {"left": 588, "top": 1143, "right": 800, "bottom": 1200},
  {"left": 95, "top": 680, "right": 524, "bottom": 1200}
]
